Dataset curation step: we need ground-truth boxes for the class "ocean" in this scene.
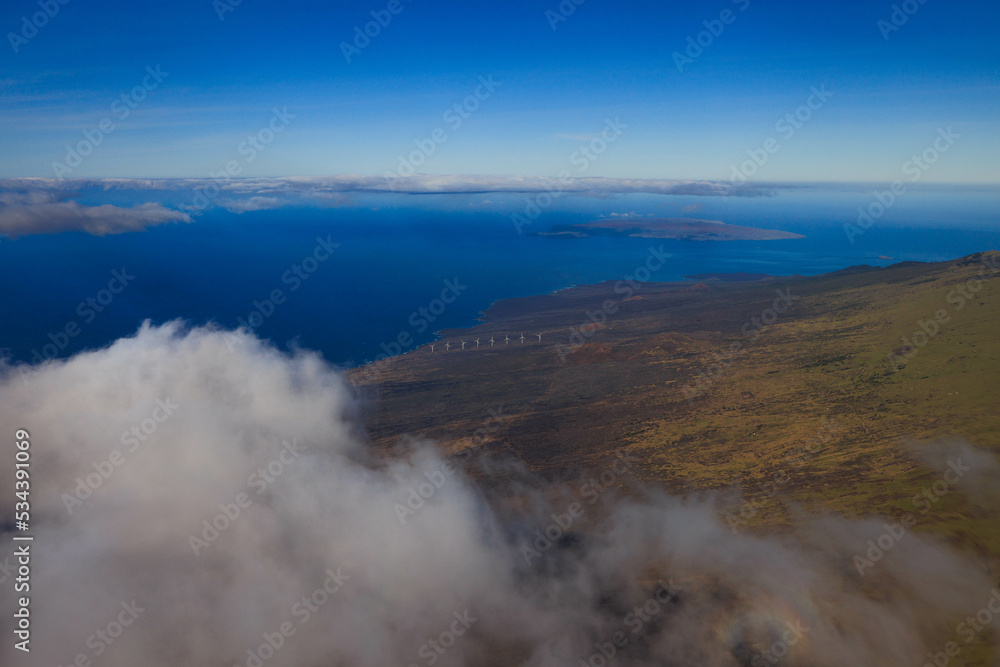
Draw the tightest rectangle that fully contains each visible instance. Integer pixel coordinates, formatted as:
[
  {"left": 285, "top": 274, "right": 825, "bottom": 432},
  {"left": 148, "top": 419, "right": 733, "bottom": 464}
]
[{"left": 2, "top": 184, "right": 998, "bottom": 368}]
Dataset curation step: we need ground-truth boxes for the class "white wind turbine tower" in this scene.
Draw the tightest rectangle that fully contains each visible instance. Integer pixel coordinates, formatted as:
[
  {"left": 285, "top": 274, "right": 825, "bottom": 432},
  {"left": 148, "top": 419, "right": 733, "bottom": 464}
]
[
  {"left": 519, "top": 333, "right": 525, "bottom": 343},
  {"left": 430, "top": 343, "right": 435, "bottom": 352},
  {"left": 475, "top": 338, "right": 480, "bottom": 347},
  {"left": 445, "top": 342, "right": 451, "bottom": 351},
  {"left": 536, "top": 333, "right": 542, "bottom": 342},
  {"left": 460, "top": 340, "right": 466, "bottom": 350},
  {"left": 504, "top": 334, "right": 510, "bottom": 345},
  {"left": 489, "top": 336, "right": 495, "bottom": 347}
]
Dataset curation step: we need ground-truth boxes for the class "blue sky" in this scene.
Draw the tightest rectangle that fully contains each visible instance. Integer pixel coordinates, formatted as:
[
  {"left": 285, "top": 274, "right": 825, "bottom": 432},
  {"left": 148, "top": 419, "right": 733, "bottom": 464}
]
[{"left": 1, "top": 0, "right": 998, "bottom": 182}]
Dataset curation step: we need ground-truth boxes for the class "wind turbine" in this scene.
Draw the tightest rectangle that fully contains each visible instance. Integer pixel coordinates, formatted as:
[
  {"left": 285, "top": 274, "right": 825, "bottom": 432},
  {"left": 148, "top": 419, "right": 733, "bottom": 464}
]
[
  {"left": 536, "top": 333, "right": 542, "bottom": 342},
  {"left": 475, "top": 338, "right": 480, "bottom": 347},
  {"left": 430, "top": 343, "right": 435, "bottom": 352},
  {"left": 445, "top": 342, "right": 451, "bottom": 352},
  {"left": 489, "top": 336, "right": 495, "bottom": 347},
  {"left": 504, "top": 334, "right": 510, "bottom": 345},
  {"left": 519, "top": 333, "right": 525, "bottom": 343},
  {"left": 461, "top": 340, "right": 466, "bottom": 350}
]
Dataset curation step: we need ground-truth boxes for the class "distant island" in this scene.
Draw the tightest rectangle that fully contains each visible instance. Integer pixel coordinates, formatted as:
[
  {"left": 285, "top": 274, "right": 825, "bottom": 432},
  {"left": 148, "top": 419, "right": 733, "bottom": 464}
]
[{"left": 531, "top": 217, "right": 805, "bottom": 241}]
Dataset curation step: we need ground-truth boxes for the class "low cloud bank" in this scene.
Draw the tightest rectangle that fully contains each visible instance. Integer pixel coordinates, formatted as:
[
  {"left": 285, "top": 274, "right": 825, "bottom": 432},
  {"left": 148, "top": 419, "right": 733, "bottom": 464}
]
[
  {"left": 0, "top": 322, "right": 995, "bottom": 666},
  {"left": 1, "top": 175, "right": 768, "bottom": 219},
  {"left": 0, "top": 189, "right": 190, "bottom": 237}
]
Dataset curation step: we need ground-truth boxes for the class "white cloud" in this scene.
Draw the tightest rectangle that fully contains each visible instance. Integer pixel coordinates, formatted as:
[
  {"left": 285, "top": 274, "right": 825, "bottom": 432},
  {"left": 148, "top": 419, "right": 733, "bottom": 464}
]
[
  {"left": 0, "top": 189, "right": 190, "bottom": 237},
  {"left": 0, "top": 322, "right": 994, "bottom": 666},
  {"left": 4, "top": 174, "right": 767, "bottom": 199},
  {"left": 0, "top": 176, "right": 772, "bottom": 225},
  {"left": 219, "top": 196, "right": 281, "bottom": 213}
]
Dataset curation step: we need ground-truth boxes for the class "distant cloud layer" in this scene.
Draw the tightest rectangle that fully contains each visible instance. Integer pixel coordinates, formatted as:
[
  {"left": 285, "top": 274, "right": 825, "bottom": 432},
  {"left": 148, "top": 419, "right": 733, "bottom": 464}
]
[
  {"left": 12, "top": 174, "right": 752, "bottom": 196},
  {"left": 0, "top": 176, "right": 767, "bottom": 227},
  {"left": 217, "top": 196, "right": 281, "bottom": 213},
  {"left": 0, "top": 188, "right": 191, "bottom": 237},
  {"left": 1, "top": 322, "right": 996, "bottom": 666}
]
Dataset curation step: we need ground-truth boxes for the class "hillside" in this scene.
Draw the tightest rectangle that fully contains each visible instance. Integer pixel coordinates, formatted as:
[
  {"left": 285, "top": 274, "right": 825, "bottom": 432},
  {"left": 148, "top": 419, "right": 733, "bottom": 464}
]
[
  {"left": 353, "top": 252, "right": 998, "bottom": 517},
  {"left": 349, "top": 251, "right": 1000, "bottom": 664}
]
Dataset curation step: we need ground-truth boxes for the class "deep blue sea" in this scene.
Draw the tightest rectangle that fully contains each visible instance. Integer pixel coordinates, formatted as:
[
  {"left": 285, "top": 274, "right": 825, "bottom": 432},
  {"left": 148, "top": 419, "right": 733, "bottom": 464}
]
[{"left": 2, "top": 184, "right": 998, "bottom": 368}]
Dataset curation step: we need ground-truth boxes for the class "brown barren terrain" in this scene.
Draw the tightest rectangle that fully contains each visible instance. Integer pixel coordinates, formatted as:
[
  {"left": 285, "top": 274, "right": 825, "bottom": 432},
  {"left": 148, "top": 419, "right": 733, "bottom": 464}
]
[{"left": 349, "top": 251, "right": 1000, "bottom": 664}]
